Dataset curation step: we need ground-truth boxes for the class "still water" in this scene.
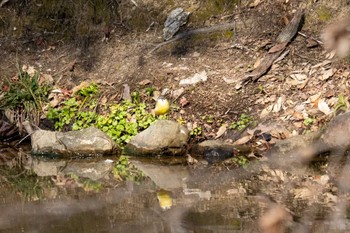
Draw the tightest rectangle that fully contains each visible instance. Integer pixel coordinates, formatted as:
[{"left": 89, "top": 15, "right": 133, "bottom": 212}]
[{"left": 1, "top": 146, "right": 350, "bottom": 232}]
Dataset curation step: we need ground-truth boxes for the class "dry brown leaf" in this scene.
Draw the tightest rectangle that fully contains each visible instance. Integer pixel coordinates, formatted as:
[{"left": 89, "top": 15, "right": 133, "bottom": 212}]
[
  {"left": 71, "top": 81, "right": 90, "bottom": 94},
  {"left": 320, "top": 68, "right": 335, "bottom": 81},
  {"left": 152, "top": 90, "right": 161, "bottom": 101},
  {"left": 292, "top": 111, "right": 304, "bottom": 120},
  {"left": 272, "top": 96, "right": 285, "bottom": 112},
  {"left": 290, "top": 73, "right": 307, "bottom": 81},
  {"left": 306, "top": 38, "right": 318, "bottom": 48},
  {"left": 293, "top": 121, "right": 303, "bottom": 128},
  {"left": 318, "top": 99, "right": 332, "bottom": 115},
  {"left": 249, "top": 0, "right": 262, "bottom": 7},
  {"left": 260, "top": 104, "right": 274, "bottom": 118},
  {"left": 215, "top": 124, "right": 227, "bottom": 139},
  {"left": 294, "top": 187, "right": 313, "bottom": 199},
  {"left": 286, "top": 78, "right": 304, "bottom": 86},
  {"left": 179, "top": 96, "right": 189, "bottom": 107},
  {"left": 138, "top": 79, "right": 152, "bottom": 86},
  {"left": 233, "top": 135, "right": 252, "bottom": 145},
  {"left": 100, "top": 96, "right": 108, "bottom": 105}
]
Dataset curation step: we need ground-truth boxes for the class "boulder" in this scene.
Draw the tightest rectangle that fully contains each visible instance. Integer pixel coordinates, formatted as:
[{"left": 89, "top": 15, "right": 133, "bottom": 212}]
[
  {"left": 31, "top": 127, "right": 118, "bottom": 158},
  {"left": 267, "top": 112, "right": 350, "bottom": 167},
  {"left": 124, "top": 120, "right": 189, "bottom": 156}
]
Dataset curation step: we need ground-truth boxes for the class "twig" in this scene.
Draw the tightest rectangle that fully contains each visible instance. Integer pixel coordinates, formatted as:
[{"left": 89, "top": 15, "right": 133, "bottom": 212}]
[
  {"left": 298, "top": 31, "right": 324, "bottom": 45},
  {"left": 148, "top": 22, "right": 236, "bottom": 54}
]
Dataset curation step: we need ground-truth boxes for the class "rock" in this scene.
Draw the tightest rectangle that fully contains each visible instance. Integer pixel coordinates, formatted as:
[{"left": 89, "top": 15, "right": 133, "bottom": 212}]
[
  {"left": 31, "top": 127, "right": 118, "bottom": 158},
  {"left": 190, "top": 140, "right": 250, "bottom": 164},
  {"left": 124, "top": 120, "right": 189, "bottom": 156},
  {"left": 268, "top": 112, "right": 350, "bottom": 167},
  {"left": 267, "top": 132, "right": 320, "bottom": 157},
  {"left": 319, "top": 111, "right": 350, "bottom": 150},
  {"left": 266, "top": 132, "right": 321, "bottom": 167},
  {"left": 163, "top": 8, "right": 189, "bottom": 41},
  {"left": 179, "top": 70, "right": 208, "bottom": 86}
]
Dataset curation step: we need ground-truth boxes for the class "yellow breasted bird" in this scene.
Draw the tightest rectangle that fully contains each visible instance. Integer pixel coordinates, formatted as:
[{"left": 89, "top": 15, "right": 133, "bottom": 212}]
[{"left": 154, "top": 96, "right": 170, "bottom": 116}]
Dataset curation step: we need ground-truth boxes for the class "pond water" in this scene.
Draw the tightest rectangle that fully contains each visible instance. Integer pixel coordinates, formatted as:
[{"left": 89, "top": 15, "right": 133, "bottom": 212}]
[{"left": 1, "top": 144, "right": 350, "bottom": 233}]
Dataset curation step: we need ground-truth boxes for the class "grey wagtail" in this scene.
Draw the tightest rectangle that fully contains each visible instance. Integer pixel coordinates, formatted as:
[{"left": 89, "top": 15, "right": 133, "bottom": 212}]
[{"left": 154, "top": 96, "right": 170, "bottom": 116}]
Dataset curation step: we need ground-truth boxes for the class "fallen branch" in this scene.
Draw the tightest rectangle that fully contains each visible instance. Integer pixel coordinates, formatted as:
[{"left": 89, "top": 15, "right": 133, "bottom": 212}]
[
  {"left": 148, "top": 22, "right": 236, "bottom": 54},
  {"left": 238, "top": 9, "right": 304, "bottom": 87}
]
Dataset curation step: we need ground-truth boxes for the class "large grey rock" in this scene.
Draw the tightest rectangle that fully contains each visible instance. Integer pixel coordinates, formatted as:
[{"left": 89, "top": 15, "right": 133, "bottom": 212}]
[
  {"left": 163, "top": 8, "right": 189, "bottom": 41},
  {"left": 124, "top": 120, "right": 189, "bottom": 156},
  {"left": 266, "top": 132, "right": 321, "bottom": 168},
  {"left": 31, "top": 127, "right": 118, "bottom": 158},
  {"left": 268, "top": 112, "right": 350, "bottom": 167}
]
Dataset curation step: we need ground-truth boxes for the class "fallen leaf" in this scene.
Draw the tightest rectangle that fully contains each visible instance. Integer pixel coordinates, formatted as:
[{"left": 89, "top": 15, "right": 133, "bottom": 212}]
[
  {"left": 273, "top": 96, "right": 285, "bottom": 112},
  {"left": 286, "top": 78, "right": 304, "bottom": 86},
  {"left": 292, "top": 111, "right": 304, "bottom": 120},
  {"left": 314, "top": 175, "right": 329, "bottom": 185},
  {"left": 249, "top": 0, "right": 262, "bottom": 8},
  {"left": 138, "top": 79, "right": 152, "bottom": 86},
  {"left": 152, "top": 91, "right": 161, "bottom": 101},
  {"left": 179, "top": 96, "right": 189, "bottom": 107},
  {"left": 293, "top": 121, "right": 303, "bottom": 128},
  {"left": 100, "top": 96, "right": 108, "bottom": 105},
  {"left": 290, "top": 73, "right": 307, "bottom": 81},
  {"left": 233, "top": 135, "right": 252, "bottom": 145},
  {"left": 320, "top": 68, "right": 335, "bottom": 81},
  {"left": 306, "top": 38, "right": 318, "bottom": 48},
  {"left": 294, "top": 188, "right": 313, "bottom": 199},
  {"left": 318, "top": 99, "right": 332, "bottom": 115},
  {"left": 260, "top": 104, "right": 274, "bottom": 118},
  {"left": 215, "top": 124, "right": 227, "bottom": 139},
  {"left": 71, "top": 81, "right": 90, "bottom": 94},
  {"left": 223, "top": 76, "right": 236, "bottom": 84},
  {"left": 308, "top": 93, "right": 321, "bottom": 103}
]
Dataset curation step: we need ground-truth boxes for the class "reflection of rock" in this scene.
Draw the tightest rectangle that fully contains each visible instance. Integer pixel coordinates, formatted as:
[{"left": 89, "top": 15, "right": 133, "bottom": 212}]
[
  {"left": 29, "top": 157, "right": 114, "bottom": 180},
  {"left": 125, "top": 120, "right": 189, "bottom": 156},
  {"left": 63, "top": 159, "right": 114, "bottom": 180},
  {"left": 31, "top": 127, "right": 118, "bottom": 158},
  {"left": 131, "top": 159, "right": 189, "bottom": 190},
  {"left": 29, "top": 158, "right": 66, "bottom": 177}
]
